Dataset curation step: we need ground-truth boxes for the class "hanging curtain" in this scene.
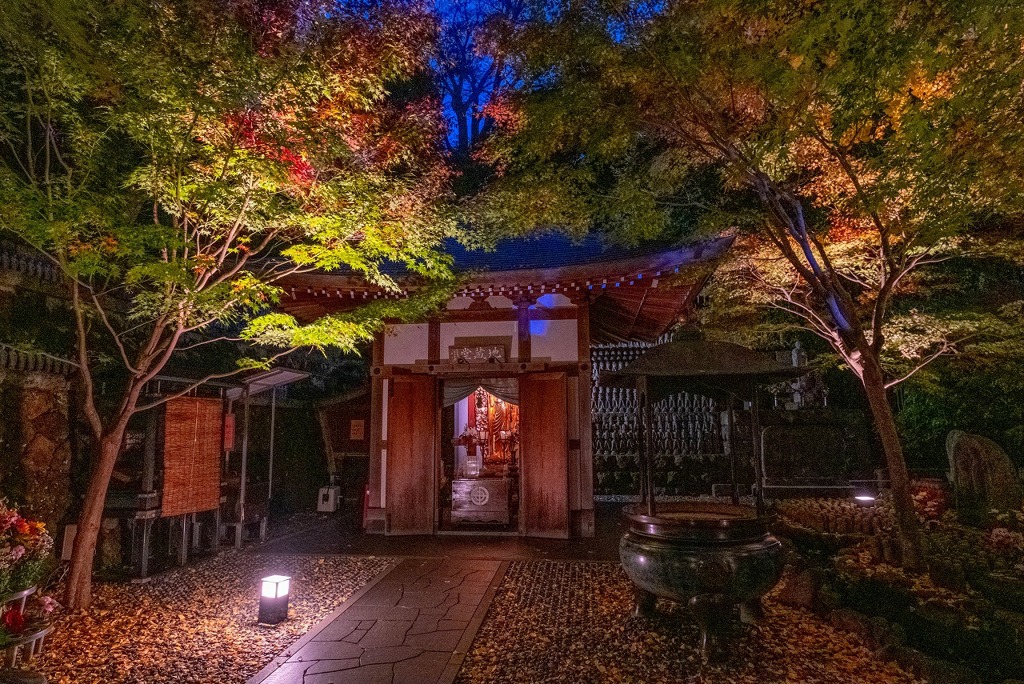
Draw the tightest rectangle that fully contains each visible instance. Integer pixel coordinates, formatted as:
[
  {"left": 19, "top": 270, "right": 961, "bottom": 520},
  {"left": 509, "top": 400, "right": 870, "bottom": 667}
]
[{"left": 443, "top": 378, "right": 519, "bottom": 406}]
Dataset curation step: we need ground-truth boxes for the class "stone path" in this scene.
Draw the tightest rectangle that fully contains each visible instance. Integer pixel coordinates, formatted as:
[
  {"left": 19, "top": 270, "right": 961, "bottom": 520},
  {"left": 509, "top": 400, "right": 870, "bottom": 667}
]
[
  {"left": 249, "top": 558, "right": 508, "bottom": 684},
  {"left": 255, "top": 504, "right": 624, "bottom": 562}
]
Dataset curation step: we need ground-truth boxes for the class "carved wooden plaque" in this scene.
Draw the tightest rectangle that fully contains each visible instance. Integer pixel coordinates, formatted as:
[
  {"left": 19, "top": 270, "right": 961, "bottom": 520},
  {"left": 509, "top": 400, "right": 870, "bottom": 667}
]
[{"left": 449, "top": 344, "right": 506, "bottom": 364}]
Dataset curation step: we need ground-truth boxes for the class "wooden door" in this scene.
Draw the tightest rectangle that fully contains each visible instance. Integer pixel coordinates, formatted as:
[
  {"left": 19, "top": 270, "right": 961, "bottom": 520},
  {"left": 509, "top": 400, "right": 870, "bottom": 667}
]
[
  {"left": 386, "top": 375, "right": 436, "bottom": 534},
  {"left": 520, "top": 372, "right": 569, "bottom": 538}
]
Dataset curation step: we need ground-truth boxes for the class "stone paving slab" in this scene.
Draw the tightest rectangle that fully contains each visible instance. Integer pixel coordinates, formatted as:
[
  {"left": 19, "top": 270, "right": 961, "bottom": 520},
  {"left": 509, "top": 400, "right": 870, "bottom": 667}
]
[{"left": 250, "top": 558, "right": 508, "bottom": 684}]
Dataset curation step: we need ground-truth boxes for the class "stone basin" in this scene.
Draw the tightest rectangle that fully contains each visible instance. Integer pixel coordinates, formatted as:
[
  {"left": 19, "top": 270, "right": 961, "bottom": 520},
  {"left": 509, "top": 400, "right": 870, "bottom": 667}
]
[{"left": 619, "top": 501, "right": 784, "bottom": 658}]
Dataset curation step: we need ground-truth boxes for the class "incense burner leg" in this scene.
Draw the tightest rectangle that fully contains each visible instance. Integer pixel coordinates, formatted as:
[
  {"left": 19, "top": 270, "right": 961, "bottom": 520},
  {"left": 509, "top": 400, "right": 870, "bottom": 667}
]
[
  {"left": 688, "top": 593, "right": 731, "bottom": 663},
  {"left": 632, "top": 586, "right": 657, "bottom": 618},
  {"left": 739, "top": 598, "right": 765, "bottom": 624}
]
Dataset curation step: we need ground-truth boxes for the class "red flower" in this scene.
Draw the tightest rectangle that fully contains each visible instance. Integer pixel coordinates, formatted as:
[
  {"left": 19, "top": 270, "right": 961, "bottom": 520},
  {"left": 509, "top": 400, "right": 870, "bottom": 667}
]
[{"left": 3, "top": 607, "right": 25, "bottom": 634}]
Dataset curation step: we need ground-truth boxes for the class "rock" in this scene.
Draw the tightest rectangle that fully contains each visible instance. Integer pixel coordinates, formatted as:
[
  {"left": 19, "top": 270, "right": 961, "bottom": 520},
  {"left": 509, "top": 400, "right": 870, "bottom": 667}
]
[
  {"left": 816, "top": 585, "right": 842, "bottom": 613},
  {"left": 19, "top": 388, "right": 53, "bottom": 422},
  {"left": 877, "top": 644, "right": 931, "bottom": 676},
  {"left": 828, "top": 608, "right": 875, "bottom": 644},
  {"left": 778, "top": 536, "right": 805, "bottom": 570},
  {"left": 876, "top": 644, "right": 981, "bottom": 684},
  {"left": 866, "top": 615, "right": 903, "bottom": 649},
  {"left": 30, "top": 408, "right": 67, "bottom": 439},
  {"left": 778, "top": 568, "right": 822, "bottom": 610},
  {"left": 882, "top": 619, "right": 907, "bottom": 648},
  {"left": 929, "top": 558, "right": 969, "bottom": 592},
  {"left": 0, "top": 670, "right": 48, "bottom": 684},
  {"left": 947, "top": 430, "right": 1023, "bottom": 521},
  {"left": 921, "top": 658, "right": 982, "bottom": 684},
  {"left": 828, "top": 609, "right": 905, "bottom": 651}
]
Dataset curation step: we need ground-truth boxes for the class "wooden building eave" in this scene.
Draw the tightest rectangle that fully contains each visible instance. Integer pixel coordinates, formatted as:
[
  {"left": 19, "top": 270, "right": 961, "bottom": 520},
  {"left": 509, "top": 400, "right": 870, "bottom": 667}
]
[{"left": 277, "top": 235, "right": 733, "bottom": 344}]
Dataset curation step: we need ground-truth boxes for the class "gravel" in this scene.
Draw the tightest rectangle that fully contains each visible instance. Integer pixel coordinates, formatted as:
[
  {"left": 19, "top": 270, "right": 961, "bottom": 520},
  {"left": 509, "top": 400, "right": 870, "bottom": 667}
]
[
  {"left": 455, "top": 562, "right": 923, "bottom": 684},
  {"left": 31, "top": 551, "right": 926, "bottom": 683},
  {"left": 37, "top": 552, "right": 392, "bottom": 684}
]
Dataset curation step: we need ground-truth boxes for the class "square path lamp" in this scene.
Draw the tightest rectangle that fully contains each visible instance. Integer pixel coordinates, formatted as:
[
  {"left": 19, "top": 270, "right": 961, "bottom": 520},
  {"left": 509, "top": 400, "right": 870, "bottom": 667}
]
[{"left": 259, "top": 575, "right": 291, "bottom": 624}]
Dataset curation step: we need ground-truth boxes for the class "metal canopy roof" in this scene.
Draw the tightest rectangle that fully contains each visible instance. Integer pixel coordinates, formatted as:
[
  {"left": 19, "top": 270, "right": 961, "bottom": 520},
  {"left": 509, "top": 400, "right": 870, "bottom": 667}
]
[
  {"left": 226, "top": 368, "right": 310, "bottom": 399},
  {"left": 599, "top": 330, "right": 804, "bottom": 400}
]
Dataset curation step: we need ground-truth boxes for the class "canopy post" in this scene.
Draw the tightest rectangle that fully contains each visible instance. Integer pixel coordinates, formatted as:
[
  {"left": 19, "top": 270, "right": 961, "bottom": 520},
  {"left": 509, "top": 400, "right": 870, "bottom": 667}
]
[
  {"left": 750, "top": 381, "right": 765, "bottom": 516},
  {"left": 268, "top": 387, "right": 277, "bottom": 504},
  {"left": 636, "top": 383, "right": 647, "bottom": 508},
  {"left": 638, "top": 375, "right": 656, "bottom": 517},
  {"left": 238, "top": 388, "right": 250, "bottom": 548},
  {"left": 727, "top": 397, "right": 739, "bottom": 505}
]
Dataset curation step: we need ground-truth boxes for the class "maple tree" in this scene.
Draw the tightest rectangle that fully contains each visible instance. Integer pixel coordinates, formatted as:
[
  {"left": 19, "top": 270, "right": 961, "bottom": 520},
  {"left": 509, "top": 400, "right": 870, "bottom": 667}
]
[
  {"left": 432, "top": 0, "right": 531, "bottom": 156},
  {"left": 0, "top": 0, "right": 454, "bottom": 607},
  {"left": 475, "top": 0, "right": 1024, "bottom": 565}
]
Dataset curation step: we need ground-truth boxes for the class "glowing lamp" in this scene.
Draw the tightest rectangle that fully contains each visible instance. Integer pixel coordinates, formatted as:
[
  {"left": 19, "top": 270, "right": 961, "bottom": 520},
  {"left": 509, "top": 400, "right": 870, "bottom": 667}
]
[
  {"left": 259, "top": 575, "right": 291, "bottom": 624},
  {"left": 853, "top": 494, "right": 876, "bottom": 508}
]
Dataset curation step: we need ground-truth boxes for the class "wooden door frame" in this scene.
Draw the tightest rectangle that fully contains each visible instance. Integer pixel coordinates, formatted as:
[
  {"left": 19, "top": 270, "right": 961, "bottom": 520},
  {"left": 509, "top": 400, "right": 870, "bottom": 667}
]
[
  {"left": 519, "top": 371, "right": 570, "bottom": 539},
  {"left": 385, "top": 374, "right": 438, "bottom": 535},
  {"left": 434, "top": 375, "right": 526, "bottom": 535},
  {"left": 433, "top": 379, "right": 442, "bottom": 533}
]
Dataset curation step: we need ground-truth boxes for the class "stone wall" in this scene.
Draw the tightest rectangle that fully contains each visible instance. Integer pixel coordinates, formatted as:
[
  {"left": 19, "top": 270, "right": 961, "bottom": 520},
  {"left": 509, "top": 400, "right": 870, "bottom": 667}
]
[{"left": 0, "top": 362, "right": 74, "bottom": 531}]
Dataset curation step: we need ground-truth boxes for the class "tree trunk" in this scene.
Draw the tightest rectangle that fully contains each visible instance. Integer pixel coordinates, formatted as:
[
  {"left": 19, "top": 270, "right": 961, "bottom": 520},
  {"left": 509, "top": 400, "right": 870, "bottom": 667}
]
[
  {"left": 859, "top": 352, "right": 924, "bottom": 569},
  {"left": 65, "top": 428, "right": 126, "bottom": 609},
  {"left": 454, "top": 103, "right": 470, "bottom": 154}
]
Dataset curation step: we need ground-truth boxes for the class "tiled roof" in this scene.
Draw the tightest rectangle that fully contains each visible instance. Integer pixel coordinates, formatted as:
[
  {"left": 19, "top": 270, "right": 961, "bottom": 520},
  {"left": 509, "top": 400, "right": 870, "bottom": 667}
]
[
  {"left": 0, "top": 344, "right": 76, "bottom": 376},
  {"left": 0, "top": 241, "right": 60, "bottom": 282},
  {"left": 447, "top": 233, "right": 679, "bottom": 272}
]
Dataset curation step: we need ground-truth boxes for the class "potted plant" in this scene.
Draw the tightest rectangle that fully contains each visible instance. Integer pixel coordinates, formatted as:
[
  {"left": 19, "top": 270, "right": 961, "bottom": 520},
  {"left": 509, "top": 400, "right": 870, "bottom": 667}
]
[
  {"left": 0, "top": 502, "right": 57, "bottom": 665},
  {"left": 0, "top": 501, "right": 54, "bottom": 597},
  {"left": 0, "top": 592, "right": 57, "bottom": 650}
]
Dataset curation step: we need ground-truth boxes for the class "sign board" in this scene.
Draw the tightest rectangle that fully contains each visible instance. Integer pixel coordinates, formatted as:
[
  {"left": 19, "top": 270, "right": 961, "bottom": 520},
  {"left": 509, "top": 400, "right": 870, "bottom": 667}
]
[{"left": 349, "top": 419, "right": 366, "bottom": 441}]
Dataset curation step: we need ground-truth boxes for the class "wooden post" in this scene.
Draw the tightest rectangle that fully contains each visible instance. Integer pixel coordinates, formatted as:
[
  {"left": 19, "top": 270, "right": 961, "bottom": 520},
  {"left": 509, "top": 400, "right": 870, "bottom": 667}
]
[
  {"left": 575, "top": 295, "right": 594, "bottom": 536},
  {"left": 517, "top": 298, "right": 532, "bottom": 362},
  {"left": 142, "top": 409, "right": 157, "bottom": 492},
  {"left": 177, "top": 515, "right": 188, "bottom": 566},
  {"left": 133, "top": 514, "right": 154, "bottom": 579},
  {"left": 135, "top": 409, "right": 159, "bottom": 578},
  {"left": 428, "top": 319, "right": 441, "bottom": 363},
  {"left": 368, "top": 334, "right": 384, "bottom": 519}
]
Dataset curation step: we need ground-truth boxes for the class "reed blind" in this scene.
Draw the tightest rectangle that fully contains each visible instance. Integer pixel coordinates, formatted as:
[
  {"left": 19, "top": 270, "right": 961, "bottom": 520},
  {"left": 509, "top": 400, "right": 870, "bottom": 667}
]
[{"left": 162, "top": 396, "right": 222, "bottom": 517}]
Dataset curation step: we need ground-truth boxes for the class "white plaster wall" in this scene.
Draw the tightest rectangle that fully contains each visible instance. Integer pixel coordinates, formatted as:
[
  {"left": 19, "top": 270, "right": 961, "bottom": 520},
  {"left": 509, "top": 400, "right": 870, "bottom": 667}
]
[
  {"left": 446, "top": 297, "right": 473, "bottom": 310},
  {"left": 486, "top": 295, "right": 515, "bottom": 309},
  {"left": 441, "top": 321, "right": 518, "bottom": 360},
  {"left": 534, "top": 293, "right": 573, "bottom": 308},
  {"left": 382, "top": 323, "right": 429, "bottom": 365},
  {"left": 446, "top": 295, "right": 515, "bottom": 310},
  {"left": 530, "top": 319, "right": 579, "bottom": 362}
]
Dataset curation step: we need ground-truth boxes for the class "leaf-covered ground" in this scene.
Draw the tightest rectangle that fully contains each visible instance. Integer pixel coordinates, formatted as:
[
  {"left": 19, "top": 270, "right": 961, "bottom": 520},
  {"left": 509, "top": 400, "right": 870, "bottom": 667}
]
[
  {"left": 37, "top": 553, "right": 391, "bottom": 684},
  {"left": 456, "top": 561, "right": 923, "bottom": 684}
]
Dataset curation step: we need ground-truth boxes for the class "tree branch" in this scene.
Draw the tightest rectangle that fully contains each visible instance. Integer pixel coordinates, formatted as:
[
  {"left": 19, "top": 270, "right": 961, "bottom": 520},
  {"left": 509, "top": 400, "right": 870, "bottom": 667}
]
[{"left": 89, "top": 292, "right": 140, "bottom": 374}]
